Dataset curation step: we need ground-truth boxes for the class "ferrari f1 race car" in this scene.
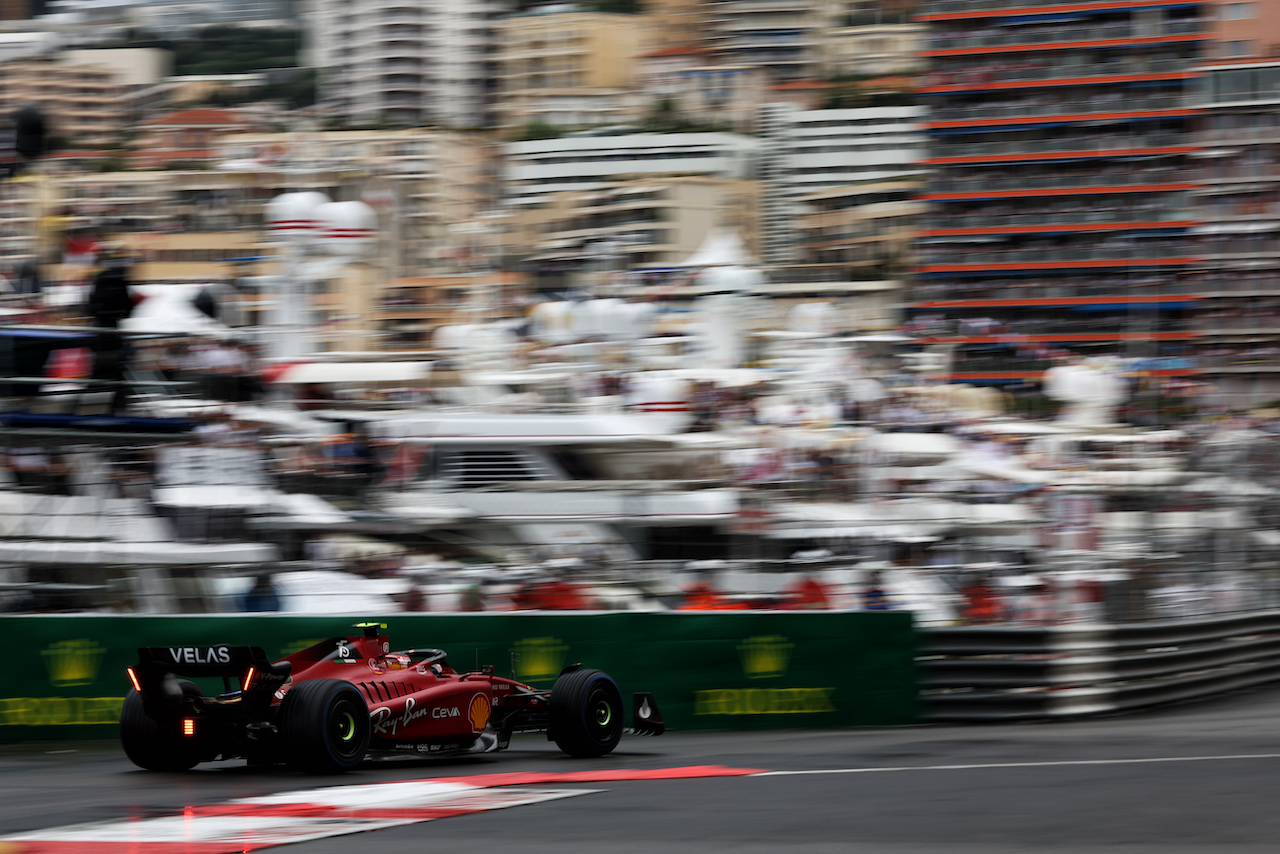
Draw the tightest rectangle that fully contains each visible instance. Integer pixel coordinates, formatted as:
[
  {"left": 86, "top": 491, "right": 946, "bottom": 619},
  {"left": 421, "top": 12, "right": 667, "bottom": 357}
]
[{"left": 121, "top": 623, "right": 664, "bottom": 773}]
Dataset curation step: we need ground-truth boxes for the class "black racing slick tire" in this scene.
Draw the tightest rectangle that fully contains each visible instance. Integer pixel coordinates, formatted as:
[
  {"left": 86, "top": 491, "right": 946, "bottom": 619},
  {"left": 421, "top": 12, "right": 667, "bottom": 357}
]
[
  {"left": 119, "top": 680, "right": 205, "bottom": 771},
  {"left": 549, "top": 668, "right": 624, "bottom": 758},
  {"left": 278, "top": 678, "right": 370, "bottom": 774}
]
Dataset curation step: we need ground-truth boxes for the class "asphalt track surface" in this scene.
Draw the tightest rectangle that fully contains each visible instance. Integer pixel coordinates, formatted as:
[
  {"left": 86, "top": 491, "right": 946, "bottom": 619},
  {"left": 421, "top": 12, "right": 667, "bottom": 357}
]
[{"left": 5, "top": 688, "right": 1280, "bottom": 853}]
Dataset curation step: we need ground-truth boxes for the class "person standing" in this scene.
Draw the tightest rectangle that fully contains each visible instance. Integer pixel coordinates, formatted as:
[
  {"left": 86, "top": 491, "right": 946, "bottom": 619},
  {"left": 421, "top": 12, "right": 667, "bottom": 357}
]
[
  {"left": 861, "top": 569, "right": 894, "bottom": 611},
  {"left": 86, "top": 245, "right": 136, "bottom": 413},
  {"left": 240, "top": 573, "right": 282, "bottom": 612}
]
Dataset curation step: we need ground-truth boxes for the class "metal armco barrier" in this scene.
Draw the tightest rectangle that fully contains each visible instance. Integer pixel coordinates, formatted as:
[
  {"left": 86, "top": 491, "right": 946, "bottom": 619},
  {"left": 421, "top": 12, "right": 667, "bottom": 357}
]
[
  {"left": 0, "top": 612, "right": 916, "bottom": 741},
  {"left": 919, "top": 612, "right": 1280, "bottom": 722}
]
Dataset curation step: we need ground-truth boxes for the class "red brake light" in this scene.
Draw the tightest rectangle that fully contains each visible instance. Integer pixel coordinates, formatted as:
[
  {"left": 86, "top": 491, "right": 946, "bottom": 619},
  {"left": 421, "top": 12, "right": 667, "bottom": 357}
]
[
  {"left": 243, "top": 666, "right": 256, "bottom": 693},
  {"left": 126, "top": 667, "right": 142, "bottom": 693},
  {"left": 182, "top": 718, "right": 195, "bottom": 737}
]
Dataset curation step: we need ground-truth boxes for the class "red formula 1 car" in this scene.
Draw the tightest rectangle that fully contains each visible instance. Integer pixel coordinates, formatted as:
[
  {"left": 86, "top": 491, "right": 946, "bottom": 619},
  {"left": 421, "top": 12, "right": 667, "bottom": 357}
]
[{"left": 121, "top": 623, "right": 664, "bottom": 773}]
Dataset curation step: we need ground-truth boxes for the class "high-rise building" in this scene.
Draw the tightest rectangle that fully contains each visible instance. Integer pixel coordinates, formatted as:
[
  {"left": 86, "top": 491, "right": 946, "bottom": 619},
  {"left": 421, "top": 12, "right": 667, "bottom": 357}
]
[
  {"left": 0, "top": 49, "right": 172, "bottom": 147},
  {"left": 759, "top": 102, "right": 925, "bottom": 264},
  {"left": 1191, "top": 56, "right": 1280, "bottom": 406},
  {"left": 503, "top": 130, "right": 759, "bottom": 206},
  {"left": 702, "top": 0, "right": 825, "bottom": 83},
  {"left": 913, "top": 0, "right": 1214, "bottom": 387},
  {"left": 309, "top": 0, "right": 511, "bottom": 129},
  {"left": 493, "top": 8, "right": 643, "bottom": 133}
]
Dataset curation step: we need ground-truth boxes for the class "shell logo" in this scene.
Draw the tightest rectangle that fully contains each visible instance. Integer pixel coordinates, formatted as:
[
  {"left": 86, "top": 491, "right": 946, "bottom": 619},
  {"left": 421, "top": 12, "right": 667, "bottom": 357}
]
[{"left": 469, "top": 693, "right": 491, "bottom": 733}]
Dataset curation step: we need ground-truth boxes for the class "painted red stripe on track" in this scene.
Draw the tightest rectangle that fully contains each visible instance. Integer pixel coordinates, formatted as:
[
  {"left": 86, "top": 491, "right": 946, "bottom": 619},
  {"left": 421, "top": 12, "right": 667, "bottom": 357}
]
[{"left": 411, "top": 764, "right": 768, "bottom": 787}]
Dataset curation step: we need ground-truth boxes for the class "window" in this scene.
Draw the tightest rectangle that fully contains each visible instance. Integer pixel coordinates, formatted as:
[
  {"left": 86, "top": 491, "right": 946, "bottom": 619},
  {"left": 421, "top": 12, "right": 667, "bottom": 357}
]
[
  {"left": 1225, "top": 40, "right": 1255, "bottom": 58},
  {"left": 1223, "top": 2, "right": 1255, "bottom": 19}
]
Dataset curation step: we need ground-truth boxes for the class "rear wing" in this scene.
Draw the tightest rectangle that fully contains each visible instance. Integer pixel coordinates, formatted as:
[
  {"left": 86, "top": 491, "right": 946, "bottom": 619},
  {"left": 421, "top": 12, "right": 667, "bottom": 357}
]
[{"left": 128, "top": 645, "right": 290, "bottom": 704}]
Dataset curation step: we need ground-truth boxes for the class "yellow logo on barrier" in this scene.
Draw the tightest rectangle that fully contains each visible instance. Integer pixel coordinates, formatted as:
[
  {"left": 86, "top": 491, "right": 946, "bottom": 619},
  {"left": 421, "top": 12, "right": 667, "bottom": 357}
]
[
  {"left": 738, "top": 636, "right": 793, "bottom": 680},
  {"left": 694, "top": 635, "right": 834, "bottom": 717},
  {"left": 0, "top": 697, "right": 124, "bottom": 726},
  {"left": 41, "top": 640, "right": 106, "bottom": 687},
  {"left": 694, "top": 688, "right": 836, "bottom": 716},
  {"left": 512, "top": 637, "right": 568, "bottom": 683}
]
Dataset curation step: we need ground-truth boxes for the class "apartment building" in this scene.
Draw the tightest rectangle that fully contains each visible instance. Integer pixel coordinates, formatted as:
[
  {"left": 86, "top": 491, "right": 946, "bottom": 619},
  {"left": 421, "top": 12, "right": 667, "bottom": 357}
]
[
  {"left": 512, "top": 176, "right": 761, "bottom": 285},
  {"left": 3, "top": 128, "right": 490, "bottom": 304},
  {"left": 493, "top": 9, "right": 643, "bottom": 133},
  {"left": 913, "top": 0, "right": 1213, "bottom": 386},
  {"left": 377, "top": 270, "right": 529, "bottom": 350},
  {"left": 701, "top": 0, "right": 825, "bottom": 83},
  {"left": 0, "top": 48, "right": 171, "bottom": 147},
  {"left": 758, "top": 102, "right": 925, "bottom": 263},
  {"left": 503, "top": 130, "right": 759, "bottom": 206},
  {"left": 1191, "top": 58, "right": 1280, "bottom": 405},
  {"left": 819, "top": 19, "right": 924, "bottom": 78},
  {"left": 635, "top": 48, "right": 767, "bottom": 133},
  {"left": 640, "top": 0, "right": 706, "bottom": 51},
  {"left": 794, "top": 178, "right": 921, "bottom": 275},
  {"left": 128, "top": 108, "right": 264, "bottom": 170},
  {"left": 308, "top": 0, "right": 508, "bottom": 129},
  {"left": 220, "top": 129, "right": 493, "bottom": 279}
]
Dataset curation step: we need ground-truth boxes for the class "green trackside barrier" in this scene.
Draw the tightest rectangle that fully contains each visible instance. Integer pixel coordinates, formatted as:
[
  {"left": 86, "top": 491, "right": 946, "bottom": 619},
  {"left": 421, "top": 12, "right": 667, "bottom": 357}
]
[{"left": 0, "top": 612, "right": 916, "bottom": 741}]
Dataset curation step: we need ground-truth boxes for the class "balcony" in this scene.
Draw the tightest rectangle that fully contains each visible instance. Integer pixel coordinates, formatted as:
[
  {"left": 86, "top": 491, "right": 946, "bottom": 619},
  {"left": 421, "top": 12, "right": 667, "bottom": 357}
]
[
  {"left": 923, "top": 57, "right": 1191, "bottom": 90},
  {"left": 921, "top": 0, "right": 1198, "bottom": 16},
  {"left": 927, "top": 20, "right": 1207, "bottom": 53},
  {"left": 928, "top": 168, "right": 1196, "bottom": 196},
  {"left": 930, "top": 94, "right": 1189, "bottom": 124},
  {"left": 923, "top": 214, "right": 1194, "bottom": 233},
  {"left": 927, "top": 132, "right": 1192, "bottom": 161},
  {"left": 910, "top": 278, "right": 1201, "bottom": 303}
]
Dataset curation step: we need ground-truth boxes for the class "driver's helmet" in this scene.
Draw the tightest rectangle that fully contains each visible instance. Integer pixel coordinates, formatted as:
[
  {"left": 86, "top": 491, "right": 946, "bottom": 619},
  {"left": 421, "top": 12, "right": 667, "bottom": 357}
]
[{"left": 384, "top": 653, "right": 411, "bottom": 670}]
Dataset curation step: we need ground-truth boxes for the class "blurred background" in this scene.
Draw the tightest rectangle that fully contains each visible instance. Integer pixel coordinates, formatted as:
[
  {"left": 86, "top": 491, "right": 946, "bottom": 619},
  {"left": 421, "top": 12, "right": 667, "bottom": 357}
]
[{"left": 2, "top": 0, "right": 1279, "bottom": 624}]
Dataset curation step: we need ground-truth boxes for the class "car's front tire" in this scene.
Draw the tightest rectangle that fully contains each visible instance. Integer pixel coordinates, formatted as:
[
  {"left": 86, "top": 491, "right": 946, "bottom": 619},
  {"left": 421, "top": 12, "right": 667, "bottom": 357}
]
[
  {"left": 278, "top": 679, "right": 370, "bottom": 774},
  {"left": 119, "top": 680, "right": 205, "bottom": 771},
  {"left": 549, "top": 668, "right": 624, "bottom": 758}
]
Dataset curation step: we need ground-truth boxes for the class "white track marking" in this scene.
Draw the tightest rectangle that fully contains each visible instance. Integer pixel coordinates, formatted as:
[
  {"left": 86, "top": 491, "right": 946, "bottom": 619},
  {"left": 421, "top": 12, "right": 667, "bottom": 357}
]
[
  {"left": 1, "top": 782, "right": 596, "bottom": 850},
  {"left": 753, "top": 753, "right": 1280, "bottom": 777}
]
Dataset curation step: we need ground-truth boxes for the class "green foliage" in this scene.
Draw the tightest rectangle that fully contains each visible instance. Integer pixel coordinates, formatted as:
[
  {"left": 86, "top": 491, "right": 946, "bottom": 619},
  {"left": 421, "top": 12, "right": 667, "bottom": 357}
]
[
  {"left": 111, "top": 25, "right": 301, "bottom": 75},
  {"left": 640, "top": 99, "right": 726, "bottom": 134},
  {"left": 583, "top": 0, "right": 640, "bottom": 11},
  {"left": 822, "top": 85, "right": 917, "bottom": 110},
  {"left": 207, "top": 69, "right": 317, "bottom": 110},
  {"left": 515, "top": 120, "right": 565, "bottom": 141}
]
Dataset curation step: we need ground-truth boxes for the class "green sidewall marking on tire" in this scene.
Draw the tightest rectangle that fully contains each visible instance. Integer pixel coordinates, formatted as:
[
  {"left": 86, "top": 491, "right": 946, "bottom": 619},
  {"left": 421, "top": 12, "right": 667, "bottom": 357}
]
[
  {"left": 338, "top": 711, "right": 356, "bottom": 742},
  {"left": 595, "top": 702, "right": 612, "bottom": 727}
]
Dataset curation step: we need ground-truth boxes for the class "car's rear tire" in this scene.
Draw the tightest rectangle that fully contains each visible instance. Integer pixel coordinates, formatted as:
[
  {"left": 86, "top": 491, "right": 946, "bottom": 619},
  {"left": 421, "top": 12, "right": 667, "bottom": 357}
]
[
  {"left": 549, "top": 668, "right": 624, "bottom": 758},
  {"left": 278, "top": 679, "right": 370, "bottom": 774},
  {"left": 119, "top": 680, "right": 205, "bottom": 771}
]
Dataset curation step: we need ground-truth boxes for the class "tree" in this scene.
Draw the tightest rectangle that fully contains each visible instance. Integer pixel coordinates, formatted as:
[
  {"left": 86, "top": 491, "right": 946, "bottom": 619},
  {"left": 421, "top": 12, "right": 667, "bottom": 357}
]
[{"left": 515, "top": 120, "right": 564, "bottom": 141}]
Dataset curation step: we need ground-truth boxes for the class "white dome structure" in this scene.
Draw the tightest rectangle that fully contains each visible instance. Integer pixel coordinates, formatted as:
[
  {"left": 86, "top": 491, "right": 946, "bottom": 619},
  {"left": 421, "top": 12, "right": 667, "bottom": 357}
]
[
  {"left": 314, "top": 200, "right": 378, "bottom": 256},
  {"left": 264, "top": 192, "right": 332, "bottom": 244}
]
